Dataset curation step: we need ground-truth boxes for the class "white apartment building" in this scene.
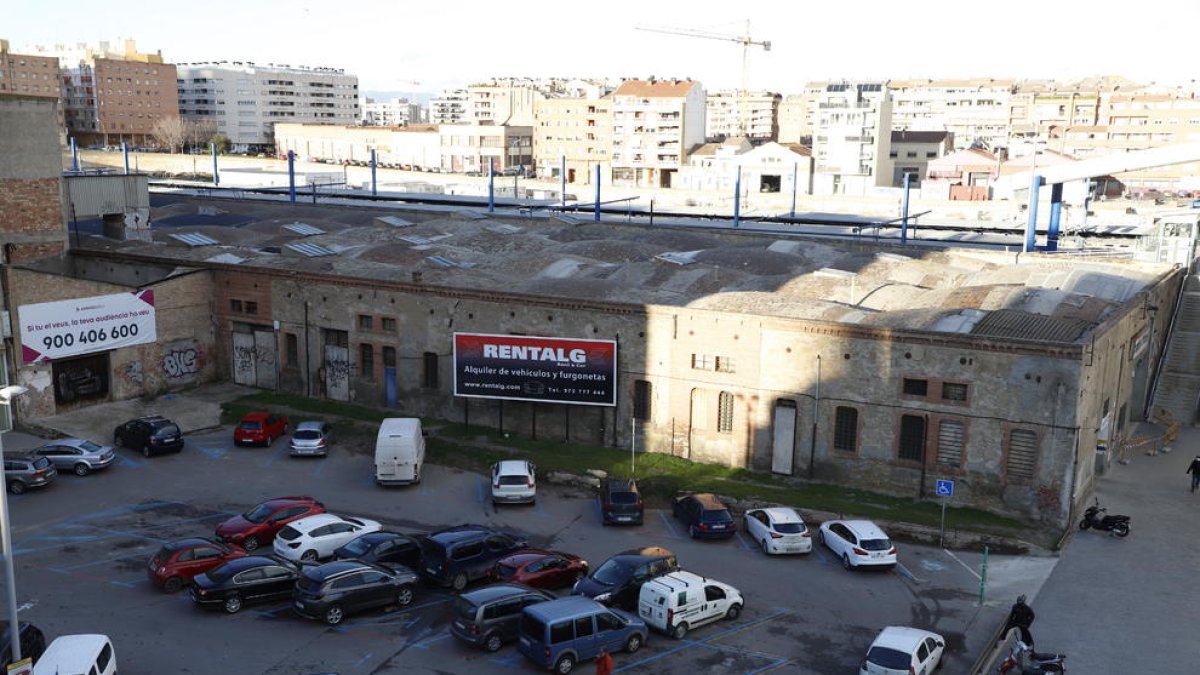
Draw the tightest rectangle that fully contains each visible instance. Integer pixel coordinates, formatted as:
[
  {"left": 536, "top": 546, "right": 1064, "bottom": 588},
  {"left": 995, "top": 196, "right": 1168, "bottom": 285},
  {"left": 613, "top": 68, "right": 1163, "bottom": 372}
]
[
  {"left": 438, "top": 123, "right": 533, "bottom": 174},
  {"left": 888, "top": 78, "right": 1013, "bottom": 152},
  {"left": 811, "top": 82, "right": 893, "bottom": 195},
  {"left": 361, "top": 97, "right": 424, "bottom": 126},
  {"left": 533, "top": 93, "right": 613, "bottom": 185},
  {"left": 705, "top": 91, "right": 781, "bottom": 140},
  {"left": 777, "top": 82, "right": 828, "bottom": 144},
  {"left": 176, "top": 61, "right": 359, "bottom": 153},
  {"left": 430, "top": 89, "right": 467, "bottom": 124},
  {"left": 611, "top": 79, "right": 706, "bottom": 188},
  {"left": 466, "top": 83, "right": 541, "bottom": 125}
]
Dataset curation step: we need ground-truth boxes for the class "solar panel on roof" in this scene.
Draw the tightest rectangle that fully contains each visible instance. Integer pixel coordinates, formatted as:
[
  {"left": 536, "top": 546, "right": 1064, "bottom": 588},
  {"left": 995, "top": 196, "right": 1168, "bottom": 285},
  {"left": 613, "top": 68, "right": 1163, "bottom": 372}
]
[
  {"left": 283, "top": 223, "right": 325, "bottom": 236},
  {"left": 286, "top": 242, "right": 336, "bottom": 257},
  {"left": 168, "top": 233, "right": 219, "bottom": 247}
]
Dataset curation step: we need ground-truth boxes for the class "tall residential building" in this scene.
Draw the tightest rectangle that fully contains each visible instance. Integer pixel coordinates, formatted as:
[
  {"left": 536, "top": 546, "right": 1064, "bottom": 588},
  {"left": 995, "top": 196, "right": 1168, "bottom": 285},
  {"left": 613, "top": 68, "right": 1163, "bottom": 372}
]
[
  {"left": 361, "top": 97, "right": 424, "bottom": 126},
  {"left": 430, "top": 89, "right": 467, "bottom": 124},
  {"left": 610, "top": 79, "right": 706, "bottom": 187},
  {"left": 533, "top": 93, "right": 613, "bottom": 185},
  {"left": 438, "top": 123, "right": 532, "bottom": 173},
  {"left": 0, "top": 40, "right": 61, "bottom": 100},
  {"left": 888, "top": 78, "right": 1014, "bottom": 152},
  {"left": 466, "top": 81, "right": 541, "bottom": 125},
  {"left": 777, "top": 82, "right": 827, "bottom": 144},
  {"left": 704, "top": 91, "right": 780, "bottom": 141},
  {"left": 176, "top": 61, "right": 359, "bottom": 153},
  {"left": 811, "top": 82, "right": 893, "bottom": 195}
]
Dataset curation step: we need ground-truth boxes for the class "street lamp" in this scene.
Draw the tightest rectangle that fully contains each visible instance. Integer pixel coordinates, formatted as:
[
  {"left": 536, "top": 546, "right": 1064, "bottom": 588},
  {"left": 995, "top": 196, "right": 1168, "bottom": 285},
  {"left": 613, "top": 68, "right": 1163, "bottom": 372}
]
[{"left": 0, "top": 384, "right": 28, "bottom": 663}]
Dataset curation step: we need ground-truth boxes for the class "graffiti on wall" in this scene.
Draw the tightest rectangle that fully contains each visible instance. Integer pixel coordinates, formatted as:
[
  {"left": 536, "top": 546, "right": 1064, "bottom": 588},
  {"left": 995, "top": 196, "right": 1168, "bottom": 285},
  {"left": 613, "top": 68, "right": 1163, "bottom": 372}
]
[
  {"left": 233, "top": 342, "right": 255, "bottom": 378},
  {"left": 325, "top": 354, "right": 351, "bottom": 389},
  {"left": 122, "top": 360, "right": 144, "bottom": 387},
  {"left": 163, "top": 340, "right": 204, "bottom": 382}
]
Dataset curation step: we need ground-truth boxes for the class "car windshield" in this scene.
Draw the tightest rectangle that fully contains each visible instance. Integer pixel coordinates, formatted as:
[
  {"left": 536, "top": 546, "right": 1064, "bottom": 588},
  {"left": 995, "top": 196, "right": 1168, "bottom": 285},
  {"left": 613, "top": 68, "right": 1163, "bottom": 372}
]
[
  {"left": 243, "top": 504, "right": 274, "bottom": 523},
  {"left": 77, "top": 440, "right": 103, "bottom": 452},
  {"left": 774, "top": 522, "right": 805, "bottom": 534},
  {"left": 499, "top": 475, "right": 528, "bottom": 486},
  {"left": 205, "top": 562, "right": 237, "bottom": 583},
  {"left": 152, "top": 546, "right": 172, "bottom": 562},
  {"left": 238, "top": 421, "right": 262, "bottom": 430},
  {"left": 590, "top": 559, "right": 633, "bottom": 586},
  {"left": 866, "top": 646, "right": 912, "bottom": 669},
  {"left": 861, "top": 538, "right": 892, "bottom": 551},
  {"left": 277, "top": 526, "right": 302, "bottom": 541},
  {"left": 154, "top": 424, "right": 180, "bottom": 437},
  {"left": 703, "top": 509, "right": 733, "bottom": 523},
  {"left": 609, "top": 491, "right": 638, "bottom": 504},
  {"left": 293, "top": 430, "right": 322, "bottom": 440},
  {"left": 341, "top": 538, "right": 371, "bottom": 556},
  {"left": 495, "top": 562, "right": 517, "bottom": 579}
]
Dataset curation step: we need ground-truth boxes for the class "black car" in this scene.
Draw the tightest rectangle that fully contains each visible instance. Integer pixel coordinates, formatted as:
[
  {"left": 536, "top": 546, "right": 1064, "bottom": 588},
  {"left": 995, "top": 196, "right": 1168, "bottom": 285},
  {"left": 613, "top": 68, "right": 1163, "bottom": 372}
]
[
  {"left": 672, "top": 492, "right": 737, "bottom": 540},
  {"left": 571, "top": 546, "right": 678, "bottom": 611},
  {"left": 113, "top": 416, "right": 185, "bottom": 457},
  {"left": 293, "top": 560, "right": 419, "bottom": 625},
  {"left": 600, "top": 478, "right": 644, "bottom": 526},
  {"left": 190, "top": 555, "right": 305, "bottom": 614},
  {"left": 0, "top": 621, "right": 46, "bottom": 669},
  {"left": 450, "top": 583, "right": 554, "bottom": 652},
  {"left": 333, "top": 531, "right": 422, "bottom": 568},
  {"left": 418, "top": 524, "right": 527, "bottom": 591}
]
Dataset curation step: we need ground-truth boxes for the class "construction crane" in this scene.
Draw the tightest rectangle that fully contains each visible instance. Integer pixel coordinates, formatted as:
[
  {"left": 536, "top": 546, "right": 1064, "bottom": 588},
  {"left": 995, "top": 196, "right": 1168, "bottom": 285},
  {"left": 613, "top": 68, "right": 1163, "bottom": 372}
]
[{"left": 635, "top": 21, "right": 771, "bottom": 98}]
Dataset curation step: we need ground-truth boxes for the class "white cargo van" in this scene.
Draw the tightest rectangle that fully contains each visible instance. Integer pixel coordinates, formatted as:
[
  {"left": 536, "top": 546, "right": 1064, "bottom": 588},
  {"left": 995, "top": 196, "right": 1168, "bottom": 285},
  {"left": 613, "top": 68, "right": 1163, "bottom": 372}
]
[
  {"left": 375, "top": 418, "right": 425, "bottom": 486},
  {"left": 637, "top": 571, "right": 742, "bottom": 639},
  {"left": 33, "top": 634, "right": 117, "bottom": 675}
]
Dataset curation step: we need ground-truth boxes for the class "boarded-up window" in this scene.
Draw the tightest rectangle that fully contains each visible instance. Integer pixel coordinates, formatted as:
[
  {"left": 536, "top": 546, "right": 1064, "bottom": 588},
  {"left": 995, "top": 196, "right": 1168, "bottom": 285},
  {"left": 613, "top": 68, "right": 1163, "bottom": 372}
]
[
  {"left": 717, "top": 391, "right": 734, "bottom": 433},
  {"left": 422, "top": 352, "right": 438, "bottom": 388},
  {"left": 936, "top": 419, "right": 965, "bottom": 468},
  {"left": 285, "top": 333, "right": 298, "bottom": 366},
  {"left": 359, "top": 344, "right": 374, "bottom": 380},
  {"left": 633, "top": 380, "right": 652, "bottom": 420},
  {"left": 1007, "top": 429, "right": 1038, "bottom": 481},
  {"left": 834, "top": 406, "right": 858, "bottom": 452}
]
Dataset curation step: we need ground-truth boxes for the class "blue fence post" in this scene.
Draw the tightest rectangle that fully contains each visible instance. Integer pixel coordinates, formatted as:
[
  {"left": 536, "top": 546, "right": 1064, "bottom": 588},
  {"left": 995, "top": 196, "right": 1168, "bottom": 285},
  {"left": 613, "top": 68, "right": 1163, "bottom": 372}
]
[
  {"left": 560, "top": 155, "right": 566, "bottom": 209},
  {"left": 901, "top": 172, "right": 912, "bottom": 244},
  {"left": 287, "top": 150, "right": 296, "bottom": 203},
  {"left": 370, "top": 149, "right": 377, "bottom": 196},
  {"left": 594, "top": 164, "right": 601, "bottom": 222},
  {"left": 1024, "top": 174, "right": 1043, "bottom": 253},
  {"left": 1045, "top": 182, "right": 1064, "bottom": 251},
  {"left": 70, "top": 137, "right": 79, "bottom": 172},
  {"left": 211, "top": 143, "right": 219, "bottom": 186},
  {"left": 488, "top": 164, "right": 495, "bottom": 213},
  {"left": 790, "top": 162, "right": 798, "bottom": 218},
  {"left": 122, "top": 142, "right": 130, "bottom": 175},
  {"left": 733, "top": 166, "right": 742, "bottom": 228}
]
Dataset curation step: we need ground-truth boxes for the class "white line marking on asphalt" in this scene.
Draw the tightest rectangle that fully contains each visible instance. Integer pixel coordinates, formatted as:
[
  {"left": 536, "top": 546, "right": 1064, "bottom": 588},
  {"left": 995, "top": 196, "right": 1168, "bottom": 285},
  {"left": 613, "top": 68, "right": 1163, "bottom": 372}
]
[{"left": 943, "top": 548, "right": 982, "bottom": 580}]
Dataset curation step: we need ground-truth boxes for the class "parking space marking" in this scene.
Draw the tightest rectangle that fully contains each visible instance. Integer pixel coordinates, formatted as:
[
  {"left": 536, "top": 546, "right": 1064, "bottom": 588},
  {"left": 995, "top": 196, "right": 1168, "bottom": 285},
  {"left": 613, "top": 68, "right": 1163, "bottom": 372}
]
[
  {"left": 489, "top": 653, "right": 525, "bottom": 669},
  {"left": 109, "top": 578, "right": 148, "bottom": 589},
  {"left": 735, "top": 532, "right": 756, "bottom": 552},
  {"left": 115, "top": 454, "right": 143, "bottom": 468},
  {"left": 594, "top": 497, "right": 603, "bottom": 520},
  {"left": 409, "top": 631, "right": 452, "bottom": 650},
  {"left": 942, "top": 548, "right": 982, "bottom": 581},
  {"left": 193, "top": 441, "right": 227, "bottom": 460},
  {"left": 614, "top": 642, "right": 694, "bottom": 672},
  {"left": 534, "top": 497, "right": 550, "bottom": 518},
  {"left": 56, "top": 550, "right": 152, "bottom": 571},
  {"left": 353, "top": 651, "right": 373, "bottom": 667},
  {"left": 312, "top": 457, "right": 328, "bottom": 478},
  {"left": 657, "top": 511, "right": 683, "bottom": 539},
  {"left": 894, "top": 561, "right": 920, "bottom": 583},
  {"left": 476, "top": 476, "right": 486, "bottom": 505},
  {"left": 617, "top": 609, "right": 794, "bottom": 673},
  {"left": 681, "top": 638, "right": 788, "bottom": 668},
  {"left": 811, "top": 544, "right": 832, "bottom": 566}
]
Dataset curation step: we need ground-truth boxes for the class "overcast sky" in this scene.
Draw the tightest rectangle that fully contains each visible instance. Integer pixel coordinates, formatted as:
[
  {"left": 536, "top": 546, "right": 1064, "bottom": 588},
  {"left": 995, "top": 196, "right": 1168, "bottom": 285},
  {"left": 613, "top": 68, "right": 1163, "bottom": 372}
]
[{"left": 8, "top": 1, "right": 1197, "bottom": 95}]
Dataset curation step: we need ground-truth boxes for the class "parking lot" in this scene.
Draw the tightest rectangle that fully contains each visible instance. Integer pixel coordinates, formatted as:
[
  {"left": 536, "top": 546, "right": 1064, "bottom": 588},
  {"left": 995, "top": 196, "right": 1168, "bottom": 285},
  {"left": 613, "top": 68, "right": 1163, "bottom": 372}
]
[{"left": 6, "top": 422, "right": 1027, "bottom": 674}]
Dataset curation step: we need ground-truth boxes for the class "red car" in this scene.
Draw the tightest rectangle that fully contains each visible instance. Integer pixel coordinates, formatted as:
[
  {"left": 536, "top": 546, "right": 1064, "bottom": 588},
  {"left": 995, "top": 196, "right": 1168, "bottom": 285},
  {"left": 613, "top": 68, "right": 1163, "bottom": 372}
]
[
  {"left": 147, "top": 537, "right": 246, "bottom": 593},
  {"left": 233, "top": 412, "right": 289, "bottom": 446},
  {"left": 215, "top": 496, "right": 325, "bottom": 551},
  {"left": 488, "top": 549, "right": 588, "bottom": 590}
]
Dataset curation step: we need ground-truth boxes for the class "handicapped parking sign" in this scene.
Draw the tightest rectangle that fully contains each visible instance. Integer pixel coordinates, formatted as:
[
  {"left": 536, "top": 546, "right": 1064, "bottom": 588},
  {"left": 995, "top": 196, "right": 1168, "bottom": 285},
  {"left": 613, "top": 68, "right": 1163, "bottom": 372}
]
[{"left": 936, "top": 479, "right": 954, "bottom": 497}]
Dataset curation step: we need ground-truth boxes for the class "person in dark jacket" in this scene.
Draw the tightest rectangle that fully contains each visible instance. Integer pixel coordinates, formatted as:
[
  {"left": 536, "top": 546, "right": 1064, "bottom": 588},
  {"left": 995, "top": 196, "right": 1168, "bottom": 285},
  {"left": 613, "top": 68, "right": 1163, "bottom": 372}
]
[
  {"left": 1001, "top": 595, "right": 1035, "bottom": 646},
  {"left": 1187, "top": 456, "right": 1200, "bottom": 493}
]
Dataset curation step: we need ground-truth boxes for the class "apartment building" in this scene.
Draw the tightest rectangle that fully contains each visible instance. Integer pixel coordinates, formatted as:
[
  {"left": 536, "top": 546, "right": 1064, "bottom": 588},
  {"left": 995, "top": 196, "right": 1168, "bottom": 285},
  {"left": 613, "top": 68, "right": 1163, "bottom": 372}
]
[
  {"left": 466, "top": 81, "right": 541, "bottom": 126},
  {"left": 705, "top": 90, "right": 780, "bottom": 141},
  {"left": 777, "top": 82, "right": 827, "bottom": 144},
  {"left": 438, "top": 123, "right": 533, "bottom": 174},
  {"left": 610, "top": 79, "right": 706, "bottom": 188},
  {"left": 176, "top": 62, "right": 358, "bottom": 154},
  {"left": 430, "top": 89, "right": 467, "bottom": 124},
  {"left": 811, "top": 82, "right": 893, "bottom": 195},
  {"left": 0, "top": 40, "right": 61, "bottom": 100},
  {"left": 533, "top": 94, "right": 613, "bottom": 184},
  {"left": 888, "top": 130, "right": 952, "bottom": 186},
  {"left": 274, "top": 123, "right": 440, "bottom": 170},
  {"left": 361, "top": 97, "right": 424, "bottom": 127},
  {"left": 888, "top": 78, "right": 1013, "bottom": 152}
]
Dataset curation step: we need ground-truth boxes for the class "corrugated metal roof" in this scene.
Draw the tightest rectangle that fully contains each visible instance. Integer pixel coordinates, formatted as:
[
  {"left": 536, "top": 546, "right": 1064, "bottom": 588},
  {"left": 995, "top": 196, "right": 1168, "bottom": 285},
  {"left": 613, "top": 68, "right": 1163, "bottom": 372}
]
[
  {"left": 426, "top": 255, "right": 476, "bottom": 269},
  {"left": 168, "top": 233, "right": 219, "bottom": 247},
  {"left": 376, "top": 216, "right": 414, "bottom": 227},
  {"left": 286, "top": 242, "right": 336, "bottom": 257},
  {"left": 970, "top": 309, "right": 1091, "bottom": 343},
  {"left": 283, "top": 222, "right": 325, "bottom": 236},
  {"left": 398, "top": 234, "right": 432, "bottom": 245}
]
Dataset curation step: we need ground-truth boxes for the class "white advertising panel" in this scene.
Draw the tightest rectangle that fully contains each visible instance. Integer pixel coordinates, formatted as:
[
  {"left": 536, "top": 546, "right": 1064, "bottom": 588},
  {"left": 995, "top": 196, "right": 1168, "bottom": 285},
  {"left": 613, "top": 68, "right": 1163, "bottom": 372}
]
[{"left": 19, "top": 290, "right": 157, "bottom": 363}]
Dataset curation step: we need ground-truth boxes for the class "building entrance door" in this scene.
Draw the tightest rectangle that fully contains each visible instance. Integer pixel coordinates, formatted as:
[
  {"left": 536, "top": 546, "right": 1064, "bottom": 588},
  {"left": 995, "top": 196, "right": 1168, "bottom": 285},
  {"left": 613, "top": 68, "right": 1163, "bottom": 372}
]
[{"left": 771, "top": 400, "right": 797, "bottom": 475}]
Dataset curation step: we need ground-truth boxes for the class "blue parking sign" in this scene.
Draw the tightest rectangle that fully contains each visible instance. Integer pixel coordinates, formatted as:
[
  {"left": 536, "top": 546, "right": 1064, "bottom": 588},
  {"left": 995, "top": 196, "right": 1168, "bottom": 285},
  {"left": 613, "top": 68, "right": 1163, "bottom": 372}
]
[{"left": 936, "top": 479, "right": 954, "bottom": 497}]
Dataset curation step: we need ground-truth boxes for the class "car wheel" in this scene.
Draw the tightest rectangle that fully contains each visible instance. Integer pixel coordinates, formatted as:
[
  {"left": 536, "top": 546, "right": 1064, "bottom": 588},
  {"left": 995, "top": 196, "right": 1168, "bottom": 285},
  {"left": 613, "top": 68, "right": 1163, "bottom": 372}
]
[
  {"left": 554, "top": 654, "right": 575, "bottom": 675},
  {"left": 689, "top": 525, "right": 698, "bottom": 539},
  {"left": 113, "top": 435, "right": 124, "bottom": 448},
  {"left": 242, "top": 536, "right": 259, "bottom": 551},
  {"left": 73, "top": 463, "right": 90, "bottom": 477},
  {"left": 7, "top": 481, "right": 24, "bottom": 496},
  {"left": 817, "top": 529, "right": 826, "bottom": 547},
  {"left": 451, "top": 572, "right": 468, "bottom": 592},
  {"left": 324, "top": 604, "right": 344, "bottom": 625},
  {"left": 1079, "top": 519, "right": 1091, "bottom": 530},
  {"left": 726, "top": 603, "right": 742, "bottom": 620},
  {"left": 223, "top": 595, "right": 243, "bottom": 614},
  {"left": 301, "top": 550, "right": 319, "bottom": 562},
  {"left": 671, "top": 622, "right": 689, "bottom": 639},
  {"left": 1113, "top": 522, "right": 1130, "bottom": 538},
  {"left": 760, "top": 538, "right": 770, "bottom": 554},
  {"left": 483, "top": 632, "right": 503, "bottom": 653},
  {"left": 396, "top": 585, "right": 414, "bottom": 606},
  {"left": 142, "top": 446, "right": 152, "bottom": 458},
  {"left": 625, "top": 633, "right": 643, "bottom": 653},
  {"left": 842, "top": 553, "right": 854, "bottom": 571},
  {"left": 163, "top": 576, "right": 183, "bottom": 594}
]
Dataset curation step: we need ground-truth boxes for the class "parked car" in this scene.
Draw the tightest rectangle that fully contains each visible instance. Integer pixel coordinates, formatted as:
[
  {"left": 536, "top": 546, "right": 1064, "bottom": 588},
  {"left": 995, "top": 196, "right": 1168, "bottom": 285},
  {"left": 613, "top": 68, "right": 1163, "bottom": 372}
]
[
  {"left": 450, "top": 583, "right": 555, "bottom": 652},
  {"left": 0, "top": 621, "right": 46, "bottom": 670},
  {"left": 113, "top": 416, "right": 184, "bottom": 457},
  {"left": 743, "top": 507, "right": 813, "bottom": 555},
  {"left": 233, "top": 411, "right": 289, "bottom": 446},
  {"left": 2, "top": 454, "right": 57, "bottom": 495},
  {"left": 490, "top": 549, "right": 588, "bottom": 590},
  {"left": 333, "top": 531, "right": 422, "bottom": 568},
  {"left": 517, "top": 596, "right": 647, "bottom": 674},
  {"left": 215, "top": 496, "right": 327, "bottom": 552},
  {"left": 818, "top": 519, "right": 897, "bottom": 570},
  {"left": 288, "top": 420, "right": 333, "bottom": 457},
  {"left": 671, "top": 492, "right": 737, "bottom": 540},
  {"left": 572, "top": 547, "right": 678, "bottom": 611},
  {"left": 638, "top": 570, "right": 742, "bottom": 639},
  {"left": 859, "top": 626, "right": 945, "bottom": 675},
  {"left": 32, "top": 438, "right": 116, "bottom": 476},
  {"left": 190, "top": 554, "right": 306, "bottom": 614},
  {"left": 147, "top": 537, "right": 247, "bottom": 593},
  {"left": 32, "top": 634, "right": 116, "bottom": 675},
  {"left": 418, "top": 524, "right": 528, "bottom": 591},
  {"left": 600, "top": 478, "right": 644, "bottom": 526},
  {"left": 491, "top": 459, "right": 537, "bottom": 505},
  {"left": 273, "top": 513, "right": 382, "bottom": 562},
  {"left": 292, "top": 559, "right": 419, "bottom": 625}
]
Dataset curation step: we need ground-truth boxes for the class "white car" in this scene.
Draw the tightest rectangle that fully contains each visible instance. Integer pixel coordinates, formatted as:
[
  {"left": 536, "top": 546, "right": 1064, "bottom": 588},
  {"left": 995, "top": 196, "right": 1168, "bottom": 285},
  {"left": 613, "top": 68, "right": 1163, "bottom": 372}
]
[
  {"left": 491, "top": 459, "right": 536, "bottom": 505},
  {"left": 817, "top": 519, "right": 897, "bottom": 570},
  {"left": 860, "top": 626, "right": 944, "bottom": 674},
  {"left": 743, "top": 507, "right": 813, "bottom": 555},
  {"left": 272, "top": 513, "right": 382, "bottom": 562}
]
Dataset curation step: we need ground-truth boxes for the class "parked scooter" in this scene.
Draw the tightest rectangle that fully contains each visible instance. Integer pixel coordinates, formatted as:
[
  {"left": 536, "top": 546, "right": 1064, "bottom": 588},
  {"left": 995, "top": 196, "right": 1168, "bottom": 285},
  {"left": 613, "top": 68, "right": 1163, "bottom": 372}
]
[
  {"left": 997, "top": 640, "right": 1067, "bottom": 674},
  {"left": 1078, "top": 498, "right": 1130, "bottom": 537}
]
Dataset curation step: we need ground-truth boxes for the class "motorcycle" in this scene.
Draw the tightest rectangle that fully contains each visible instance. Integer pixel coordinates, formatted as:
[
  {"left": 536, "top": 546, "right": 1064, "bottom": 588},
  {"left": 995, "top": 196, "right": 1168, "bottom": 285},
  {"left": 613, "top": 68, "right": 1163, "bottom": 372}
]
[
  {"left": 1078, "top": 498, "right": 1130, "bottom": 537},
  {"left": 997, "top": 640, "right": 1066, "bottom": 674}
]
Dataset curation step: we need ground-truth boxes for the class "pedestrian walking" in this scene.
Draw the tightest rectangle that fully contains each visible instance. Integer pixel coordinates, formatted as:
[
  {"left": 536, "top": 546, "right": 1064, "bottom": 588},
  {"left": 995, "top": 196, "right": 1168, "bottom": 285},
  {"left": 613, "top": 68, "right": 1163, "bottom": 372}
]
[
  {"left": 595, "top": 647, "right": 614, "bottom": 675},
  {"left": 1188, "top": 456, "right": 1200, "bottom": 493}
]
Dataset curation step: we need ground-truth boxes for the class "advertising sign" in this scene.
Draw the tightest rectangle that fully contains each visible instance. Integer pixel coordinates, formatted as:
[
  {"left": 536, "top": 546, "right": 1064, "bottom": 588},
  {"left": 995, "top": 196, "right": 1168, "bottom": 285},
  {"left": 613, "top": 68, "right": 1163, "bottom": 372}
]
[
  {"left": 19, "top": 290, "right": 157, "bottom": 363},
  {"left": 453, "top": 333, "right": 617, "bottom": 406}
]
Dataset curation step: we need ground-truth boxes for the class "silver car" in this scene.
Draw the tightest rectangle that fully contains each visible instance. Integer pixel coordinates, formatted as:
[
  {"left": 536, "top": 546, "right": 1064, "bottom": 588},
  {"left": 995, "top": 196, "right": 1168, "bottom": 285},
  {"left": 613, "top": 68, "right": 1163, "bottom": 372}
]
[
  {"left": 33, "top": 438, "right": 117, "bottom": 476},
  {"left": 3, "top": 454, "right": 58, "bottom": 494},
  {"left": 288, "top": 421, "right": 333, "bottom": 457}
]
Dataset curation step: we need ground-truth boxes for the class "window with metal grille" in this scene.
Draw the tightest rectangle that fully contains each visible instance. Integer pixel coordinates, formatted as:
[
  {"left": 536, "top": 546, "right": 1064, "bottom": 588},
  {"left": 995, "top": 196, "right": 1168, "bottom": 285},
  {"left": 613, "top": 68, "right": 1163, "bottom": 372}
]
[
  {"left": 244, "top": 301, "right": 258, "bottom": 315},
  {"left": 382, "top": 346, "right": 396, "bottom": 369},
  {"left": 285, "top": 333, "right": 298, "bottom": 366},
  {"left": 941, "top": 382, "right": 968, "bottom": 402},
  {"left": 358, "top": 314, "right": 373, "bottom": 331},
  {"left": 229, "top": 299, "right": 243, "bottom": 313},
  {"left": 381, "top": 317, "right": 397, "bottom": 332},
  {"left": 691, "top": 354, "right": 712, "bottom": 370},
  {"left": 717, "top": 391, "right": 734, "bottom": 433},
  {"left": 898, "top": 414, "right": 926, "bottom": 462},
  {"left": 936, "top": 419, "right": 964, "bottom": 468},
  {"left": 834, "top": 406, "right": 858, "bottom": 452},
  {"left": 715, "top": 356, "right": 735, "bottom": 373},
  {"left": 633, "top": 380, "right": 652, "bottom": 420},
  {"left": 323, "top": 329, "right": 348, "bottom": 348},
  {"left": 422, "top": 352, "right": 439, "bottom": 388},
  {"left": 902, "top": 378, "right": 928, "bottom": 396},
  {"left": 359, "top": 344, "right": 374, "bottom": 380},
  {"left": 1006, "top": 429, "right": 1038, "bottom": 481}
]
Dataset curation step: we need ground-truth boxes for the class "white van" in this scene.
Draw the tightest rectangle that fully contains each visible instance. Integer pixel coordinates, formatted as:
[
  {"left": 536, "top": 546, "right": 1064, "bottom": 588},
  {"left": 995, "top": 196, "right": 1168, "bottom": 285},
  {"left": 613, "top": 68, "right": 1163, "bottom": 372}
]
[
  {"left": 33, "top": 634, "right": 116, "bottom": 675},
  {"left": 637, "top": 571, "right": 743, "bottom": 639},
  {"left": 375, "top": 418, "right": 425, "bottom": 486}
]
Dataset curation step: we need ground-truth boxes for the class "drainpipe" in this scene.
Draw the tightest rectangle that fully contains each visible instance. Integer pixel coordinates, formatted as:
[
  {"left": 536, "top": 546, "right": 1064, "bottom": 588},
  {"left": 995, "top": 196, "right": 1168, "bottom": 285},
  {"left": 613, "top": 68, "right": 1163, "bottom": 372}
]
[
  {"left": 808, "top": 354, "right": 821, "bottom": 480},
  {"left": 901, "top": 172, "right": 912, "bottom": 244}
]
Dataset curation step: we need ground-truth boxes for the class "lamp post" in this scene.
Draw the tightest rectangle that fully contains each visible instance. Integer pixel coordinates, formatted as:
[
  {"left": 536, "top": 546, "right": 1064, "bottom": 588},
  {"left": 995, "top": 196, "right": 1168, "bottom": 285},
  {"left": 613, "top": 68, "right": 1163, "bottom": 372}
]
[{"left": 0, "top": 384, "right": 29, "bottom": 662}]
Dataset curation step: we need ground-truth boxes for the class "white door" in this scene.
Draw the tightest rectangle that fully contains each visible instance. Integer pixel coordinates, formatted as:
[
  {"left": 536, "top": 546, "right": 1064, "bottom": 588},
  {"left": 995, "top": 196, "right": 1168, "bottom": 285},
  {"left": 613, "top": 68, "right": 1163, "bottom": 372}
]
[
  {"left": 232, "top": 332, "right": 256, "bottom": 386},
  {"left": 324, "top": 345, "right": 350, "bottom": 401},
  {"left": 771, "top": 400, "right": 797, "bottom": 475}
]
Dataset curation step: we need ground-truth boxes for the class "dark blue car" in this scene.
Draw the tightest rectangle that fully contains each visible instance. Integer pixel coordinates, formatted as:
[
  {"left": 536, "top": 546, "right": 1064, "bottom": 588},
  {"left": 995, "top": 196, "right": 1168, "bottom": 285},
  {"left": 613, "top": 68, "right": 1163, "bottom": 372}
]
[
  {"left": 418, "top": 525, "right": 527, "bottom": 591},
  {"left": 671, "top": 493, "right": 737, "bottom": 540}
]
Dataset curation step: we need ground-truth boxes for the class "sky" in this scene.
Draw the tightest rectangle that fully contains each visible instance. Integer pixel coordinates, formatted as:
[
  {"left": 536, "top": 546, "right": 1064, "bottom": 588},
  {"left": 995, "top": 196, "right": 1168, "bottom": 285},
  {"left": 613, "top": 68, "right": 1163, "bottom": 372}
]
[{"left": 7, "top": 0, "right": 1198, "bottom": 96}]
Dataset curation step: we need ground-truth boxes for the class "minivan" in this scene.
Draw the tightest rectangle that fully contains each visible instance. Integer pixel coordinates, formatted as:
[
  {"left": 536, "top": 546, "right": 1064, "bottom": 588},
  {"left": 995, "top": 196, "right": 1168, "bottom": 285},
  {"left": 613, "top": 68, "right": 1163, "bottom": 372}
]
[
  {"left": 375, "top": 418, "right": 425, "bottom": 485},
  {"left": 637, "top": 571, "right": 743, "bottom": 639},
  {"left": 450, "top": 583, "right": 554, "bottom": 652},
  {"left": 32, "top": 634, "right": 116, "bottom": 675},
  {"left": 419, "top": 525, "right": 527, "bottom": 591},
  {"left": 517, "top": 596, "right": 647, "bottom": 674}
]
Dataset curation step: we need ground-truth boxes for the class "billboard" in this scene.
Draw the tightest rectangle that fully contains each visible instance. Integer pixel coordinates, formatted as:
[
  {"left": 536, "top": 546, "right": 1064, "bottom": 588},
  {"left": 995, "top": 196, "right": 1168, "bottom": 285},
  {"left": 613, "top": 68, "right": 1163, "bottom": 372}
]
[
  {"left": 453, "top": 333, "right": 617, "bottom": 406},
  {"left": 19, "top": 290, "right": 157, "bottom": 363}
]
